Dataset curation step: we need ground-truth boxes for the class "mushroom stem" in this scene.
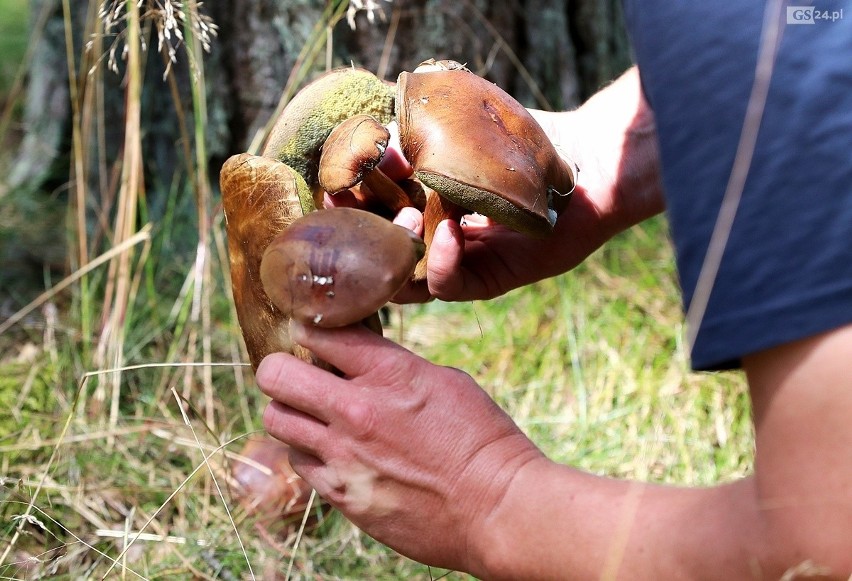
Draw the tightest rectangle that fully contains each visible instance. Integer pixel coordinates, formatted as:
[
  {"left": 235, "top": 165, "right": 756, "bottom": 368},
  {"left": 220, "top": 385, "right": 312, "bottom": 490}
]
[
  {"left": 360, "top": 167, "right": 414, "bottom": 214},
  {"left": 413, "top": 188, "right": 466, "bottom": 281}
]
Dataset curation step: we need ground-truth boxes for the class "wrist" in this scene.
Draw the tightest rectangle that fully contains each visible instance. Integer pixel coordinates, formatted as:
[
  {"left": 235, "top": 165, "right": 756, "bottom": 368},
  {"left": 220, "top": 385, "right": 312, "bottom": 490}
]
[
  {"left": 535, "top": 67, "right": 665, "bottom": 241},
  {"left": 467, "top": 455, "right": 558, "bottom": 580}
]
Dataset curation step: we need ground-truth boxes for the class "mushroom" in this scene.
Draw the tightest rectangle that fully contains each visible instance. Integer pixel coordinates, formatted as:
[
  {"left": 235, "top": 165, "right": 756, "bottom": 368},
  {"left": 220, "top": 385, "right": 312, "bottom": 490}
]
[
  {"left": 318, "top": 114, "right": 414, "bottom": 214},
  {"left": 221, "top": 66, "right": 400, "bottom": 370},
  {"left": 219, "top": 154, "right": 382, "bottom": 370},
  {"left": 220, "top": 153, "right": 310, "bottom": 371},
  {"left": 231, "top": 436, "right": 316, "bottom": 525},
  {"left": 395, "top": 60, "right": 577, "bottom": 279},
  {"left": 221, "top": 60, "right": 577, "bottom": 367},
  {"left": 260, "top": 207, "right": 425, "bottom": 328},
  {"left": 262, "top": 67, "right": 396, "bottom": 210}
]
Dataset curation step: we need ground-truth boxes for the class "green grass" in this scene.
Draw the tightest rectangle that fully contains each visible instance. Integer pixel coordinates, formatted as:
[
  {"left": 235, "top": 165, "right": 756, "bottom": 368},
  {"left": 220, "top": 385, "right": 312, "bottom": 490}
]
[
  {"left": 0, "top": 211, "right": 754, "bottom": 580},
  {"left": 406, "top": 218, "right": 753, "bottom": 487},
  {"left": 0, "top": 0, "right": 28, "bottom": 94},
  {"left": 0, "top": 214, "right": 754, "bottom": 580}
]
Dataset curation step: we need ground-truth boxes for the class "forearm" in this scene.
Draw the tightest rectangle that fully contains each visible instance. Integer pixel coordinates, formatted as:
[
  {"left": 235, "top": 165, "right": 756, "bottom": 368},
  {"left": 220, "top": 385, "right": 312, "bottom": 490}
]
[
  {"left": 470, "top": 459, "right": 767, "bottom": 580},
  {"left": 532, "top": 66, "right": 665, "bottom": 243}
]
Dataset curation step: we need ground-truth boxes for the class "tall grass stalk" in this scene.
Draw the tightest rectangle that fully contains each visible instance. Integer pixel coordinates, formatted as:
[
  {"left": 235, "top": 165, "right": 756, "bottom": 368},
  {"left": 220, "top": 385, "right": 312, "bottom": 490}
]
[
  {"left": 0, "top": 226, "right": 151, "bottom": 336},
  {"left": 183, "top": 0, "right": 215, "bottom": 432},
  {"left": 252, "top": 0, "right": 351, "bottom": 153},
  {"left": 61, "top": 0, "right": 93, "bottom": 360},
  {"left": 96, "top": 0, "right": 145, "bottom": 447}
]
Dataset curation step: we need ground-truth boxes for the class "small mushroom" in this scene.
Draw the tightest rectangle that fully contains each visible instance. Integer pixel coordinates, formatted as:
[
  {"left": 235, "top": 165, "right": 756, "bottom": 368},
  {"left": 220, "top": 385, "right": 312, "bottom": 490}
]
[
  {"left": 260, "top": 207, "right": 425, "bottom": 328},
  {"left": 318, "top": 114, "right": 413, "bottom": 214},
  {"left": 262, "top": 67, "right": 396, "bottom": 209},
  {"left": 232, "top": 436, "right": 316, "bottom": 525},
  {"left": 396, "top": 61, "right": 577, "bottom": 279}
]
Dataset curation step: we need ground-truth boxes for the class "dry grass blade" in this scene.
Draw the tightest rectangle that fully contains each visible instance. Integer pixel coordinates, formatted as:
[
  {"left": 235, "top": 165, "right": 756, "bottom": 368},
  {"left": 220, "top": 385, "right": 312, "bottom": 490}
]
[
  {"left": 170, "top": 387, "right": 255, "bottom": 579},
  {"left": 0, "top": 225, "right": 152, "bottom": 336},
  {"left": 61, "top": 0, "right": 90, "bottom": 279},
  {"left": 0, "top": 502, "right": 149, "bottom": 580},
  {"left": 95, "top": 0, "right": 145, "bottom": 450},
  {"left": 97, "top": 423, "right": 254, "bottom": 580},
  {"left": 685, "top": 0, "right": 786, "bottom": 350},
  {"left": 183, "top": 0, "right": 216, "bottom": 436},
  {"left": 285, "top": 489, "right": 317, "bottom": 581}
]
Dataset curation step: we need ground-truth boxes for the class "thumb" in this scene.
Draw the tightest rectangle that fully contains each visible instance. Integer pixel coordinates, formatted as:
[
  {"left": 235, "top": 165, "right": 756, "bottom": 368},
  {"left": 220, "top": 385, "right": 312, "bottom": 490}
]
[
  {"left": 288, "top": 319, "right": 414, "bottom": 379},
  {"left": 427, "top": 220, "right": 465, "bottom": 299}
]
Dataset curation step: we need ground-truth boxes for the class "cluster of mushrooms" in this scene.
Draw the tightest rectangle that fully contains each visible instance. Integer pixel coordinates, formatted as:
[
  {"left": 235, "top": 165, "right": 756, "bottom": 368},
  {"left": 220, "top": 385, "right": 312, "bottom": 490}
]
[
  {"left": 221, "top": 59, "right": 576, "bottom": 372},
  {"left": 221, "top": 60, "right": 576, "bottom": 520}
]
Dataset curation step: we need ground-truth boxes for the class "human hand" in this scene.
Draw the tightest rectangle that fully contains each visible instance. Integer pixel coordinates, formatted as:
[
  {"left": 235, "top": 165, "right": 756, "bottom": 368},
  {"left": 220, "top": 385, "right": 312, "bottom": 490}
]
[
  {"left": 386, "top": 112, "right": 620, "bottom": 303},
  {"left": 389, "top": 67, "right": 664, "bottom": 303},
  {"left": 325, "top": 67, "right": 663, "bottom": 303},
  {"left": 256, "top": 321, "right": 544, "bottom": 573}
]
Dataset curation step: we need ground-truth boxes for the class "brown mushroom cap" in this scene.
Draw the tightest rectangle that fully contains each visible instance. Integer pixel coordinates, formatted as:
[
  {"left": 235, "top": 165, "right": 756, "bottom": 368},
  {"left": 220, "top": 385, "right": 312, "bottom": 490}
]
[
  {"left": 220, "top": 153, "right": 307, "bottom": 371},
  {"left": 260, "top": 207, "right": 425, "bottom": 328},
  {"left": 319, "top": 114, "right": 390, "bottom": 193},
  {"left": 396, "top": 68, "right": 575, "bottom": 236},
  {"left": 319, "top": 114, "right": 414, "bottom": 214}
]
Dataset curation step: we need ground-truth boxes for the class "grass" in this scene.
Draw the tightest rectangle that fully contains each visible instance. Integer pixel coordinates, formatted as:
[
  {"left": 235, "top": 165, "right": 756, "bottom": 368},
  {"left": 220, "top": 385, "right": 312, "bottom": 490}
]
[
  {"left": 405, "top": 218, "right": 753, "bottom": 487},
  {"left": 0, "top": 0, "right": 28, "bottom": 94},
  {"left": 0, "top": 2, "right": 753, "bottom": 579},
  {"left": 0, "top": 217, "right": 754, "bottom": 580}
]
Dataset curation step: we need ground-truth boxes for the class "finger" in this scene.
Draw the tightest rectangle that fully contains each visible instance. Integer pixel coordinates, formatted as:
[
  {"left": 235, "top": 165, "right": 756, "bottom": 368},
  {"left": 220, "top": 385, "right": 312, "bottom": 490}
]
[
  {"left": 263, "top": 400, "right": 328, "bottom": 458},
  {"left": 256, "top": 352, "right": 341, "bottom": 423},
  {"left": 288, "top": 319, "right": 417, "bottom": 379},
  {"left": 426, "top": 220, "right": 466, "bottom": 299},
  {"left": 323, "top": 190, "right": 360, "bottom": 209},
  {"left": 392, "top": 206, "right": 423, "bottom": 236},
  {"left": 379, "top": 121, "right": 414, "bottom": 181},
  {"left": 286, "top": 447, "right": 342, "bottom": 503},
  {"left": 390, "top": 280, "right": 434, "bottom": 304},
  {"left": 459, "top": 213, "right": 492, "bottom": 227}
]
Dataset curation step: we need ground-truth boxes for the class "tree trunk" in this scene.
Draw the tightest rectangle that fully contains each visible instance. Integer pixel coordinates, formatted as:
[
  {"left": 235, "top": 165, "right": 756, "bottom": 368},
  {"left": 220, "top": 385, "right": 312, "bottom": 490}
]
[{"left": 0, "top": 0, "right": 630, "bottom": 298}]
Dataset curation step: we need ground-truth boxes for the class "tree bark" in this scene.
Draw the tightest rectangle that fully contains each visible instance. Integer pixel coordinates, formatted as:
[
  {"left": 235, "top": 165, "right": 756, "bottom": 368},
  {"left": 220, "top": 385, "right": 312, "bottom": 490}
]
[{"left": 1, "top": 0, "right": 631, "bottom": 297}]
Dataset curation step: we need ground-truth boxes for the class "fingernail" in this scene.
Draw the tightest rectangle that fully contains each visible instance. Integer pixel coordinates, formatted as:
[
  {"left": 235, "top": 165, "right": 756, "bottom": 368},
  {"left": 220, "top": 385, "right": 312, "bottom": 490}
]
[
  {"left": 254, "top": 353, "right": 282, "bottom": 389},
  {"left": 393, "top": 207, "right": 420, "bottom": 232}
]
